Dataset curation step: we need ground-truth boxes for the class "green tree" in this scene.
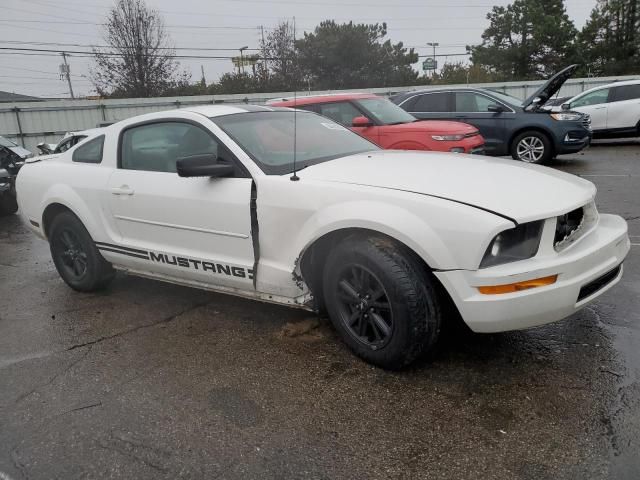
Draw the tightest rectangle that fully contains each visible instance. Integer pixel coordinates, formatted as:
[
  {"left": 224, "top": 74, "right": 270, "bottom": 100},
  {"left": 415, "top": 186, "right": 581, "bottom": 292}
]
[
  {"left": 469, "top": 0, "right": 578, "bottom": 80},
  {"left": 260, "top": 21, "right": 301, "bottom": 90},
  {"left": 578, "top": 0, "right": 640, "bottom": 76},
  {"left": 430, "top": 62, "right": 499, "bottom": 84},
  {"left": 296, "top": 21, "right": 419, "bottom": 90}
]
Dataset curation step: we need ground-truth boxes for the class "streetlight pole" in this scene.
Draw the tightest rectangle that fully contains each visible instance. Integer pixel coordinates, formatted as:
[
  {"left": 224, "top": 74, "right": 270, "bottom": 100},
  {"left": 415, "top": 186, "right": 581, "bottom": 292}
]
[
  {"left": 426, "top": 42, "right": 439, "bottom": 78},
  {"left": 60, "top": 52, "right": 75, "bottom": 99},
  {"left": 239, "top": 46, "right": 248, "bottom": 75}
]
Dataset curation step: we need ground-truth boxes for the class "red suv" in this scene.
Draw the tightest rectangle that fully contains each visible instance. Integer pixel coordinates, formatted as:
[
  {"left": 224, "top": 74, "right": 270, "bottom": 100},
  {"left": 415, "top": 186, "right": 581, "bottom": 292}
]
[{"left": 269, "top": 93, "right": 485, "bottom": 154}]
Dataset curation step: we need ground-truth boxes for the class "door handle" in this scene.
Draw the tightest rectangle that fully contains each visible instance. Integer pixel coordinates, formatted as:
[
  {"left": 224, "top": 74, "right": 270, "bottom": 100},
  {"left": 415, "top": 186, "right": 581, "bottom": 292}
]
[
  {"left": 111, "top": 185, "right": 134, "bottom": 196},
  {"left": 594, "top": 106, "right": 606, "bottom": 110}
]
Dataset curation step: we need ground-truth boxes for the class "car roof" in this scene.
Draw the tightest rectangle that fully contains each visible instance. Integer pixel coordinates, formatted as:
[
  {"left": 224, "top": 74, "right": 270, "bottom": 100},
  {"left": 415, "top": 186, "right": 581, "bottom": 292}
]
[
  {"left": 267, "top": 93, "right": 378, "bottom": 107},
  {"left": 574, "top": 78, "right": 640, "bottom": 96},
  {"left": 183, "top": 104, "right": 293, "bottom": 117}
]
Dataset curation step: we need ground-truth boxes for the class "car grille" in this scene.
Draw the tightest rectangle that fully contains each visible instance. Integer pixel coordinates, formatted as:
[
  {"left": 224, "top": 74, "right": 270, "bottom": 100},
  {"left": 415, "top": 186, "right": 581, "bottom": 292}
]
[{"left": 554, "top": 202, "right": 598, "bottom": 252}]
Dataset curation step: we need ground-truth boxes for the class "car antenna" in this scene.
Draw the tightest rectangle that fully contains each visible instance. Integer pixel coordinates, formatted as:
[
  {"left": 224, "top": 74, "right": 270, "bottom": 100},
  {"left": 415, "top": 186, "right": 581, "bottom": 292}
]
[{"left": 290, "top": 16, "right": 300, "bottom": 182}]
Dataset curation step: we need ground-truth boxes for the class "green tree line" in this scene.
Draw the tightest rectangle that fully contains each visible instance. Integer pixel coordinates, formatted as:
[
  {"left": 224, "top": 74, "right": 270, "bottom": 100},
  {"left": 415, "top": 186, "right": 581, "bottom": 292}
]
[{"left": 93, "top": 0, "right": 640, "bottom": 98}]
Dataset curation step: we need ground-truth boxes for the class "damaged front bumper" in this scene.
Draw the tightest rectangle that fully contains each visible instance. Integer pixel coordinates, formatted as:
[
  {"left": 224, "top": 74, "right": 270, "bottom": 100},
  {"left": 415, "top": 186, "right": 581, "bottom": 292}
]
[{"left": 434, "top": 214, "right": 629, "bottom": 333}]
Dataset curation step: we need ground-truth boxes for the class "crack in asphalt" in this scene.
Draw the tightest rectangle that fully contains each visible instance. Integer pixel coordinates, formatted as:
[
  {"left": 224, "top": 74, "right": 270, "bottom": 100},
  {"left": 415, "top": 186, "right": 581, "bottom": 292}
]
[
  {"left": 13, "top": 346, "right": 92, "bottom": 405},
  {"left": 57, "top": 401, "right": 103, "bottom": 417},
  {"left": 10, "top": 447, "right": 28, "bottom": 480},
  {"left": 66, "top": 300, "right": 212, "bottom": 351}
]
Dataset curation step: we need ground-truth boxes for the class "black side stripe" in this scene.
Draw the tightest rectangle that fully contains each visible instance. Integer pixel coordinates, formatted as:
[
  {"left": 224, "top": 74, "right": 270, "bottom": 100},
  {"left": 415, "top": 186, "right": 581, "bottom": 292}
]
[
  {"left": 95, "top": 241, "right": 149, "bottom": 256},
  {"left": 97, "top": 246, "right": 149, "bottom": 260}
]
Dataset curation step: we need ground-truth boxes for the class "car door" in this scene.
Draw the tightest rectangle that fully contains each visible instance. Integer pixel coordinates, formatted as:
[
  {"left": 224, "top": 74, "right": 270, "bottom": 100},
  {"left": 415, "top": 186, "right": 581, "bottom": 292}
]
[
  {"left": 316, "top": 101, "right": 381, "bottom": 145},
  {"left": 104, "top": 120, "right": 255, "bottom": 290},
  {"left": 607, "top": 84, "right": 640, "bottom": 132},
  {"left": 453, "top": 91, "right": 509, "bottom": 154},
  {"left": 570, "top": 88, "right": 611, "bottom": 131},
  {"left": 403, "top": 92, "right": 453, "bottom": 120}
]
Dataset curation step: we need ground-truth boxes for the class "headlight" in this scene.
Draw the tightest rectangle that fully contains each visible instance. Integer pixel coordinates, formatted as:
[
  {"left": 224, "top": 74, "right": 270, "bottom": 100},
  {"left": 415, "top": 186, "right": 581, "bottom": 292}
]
[
  {"left": 550, "top": 112, "right": 582, "bottom": 121},
  {"left": 432, "top": 134, "right": 465, "bottom": 141},
  {"left": 480, "top": 220, "right": 545, "bottom": 268}
]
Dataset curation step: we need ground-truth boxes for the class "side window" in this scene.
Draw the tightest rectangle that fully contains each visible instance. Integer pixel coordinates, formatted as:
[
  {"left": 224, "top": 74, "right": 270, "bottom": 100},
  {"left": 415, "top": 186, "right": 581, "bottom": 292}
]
[
  {"left": 120, "top": 122, "right": 219, "bottom": 173},
  {"left": 612, "top": 84, "right": 640, "bottom": 102},
  {"left": 317, "top": 101, "right": 362, "bottom": 126},
  {"left": 72, "top": 135, "right": 104, "bottom": 164},
  {"left": 572, "top": 88, "right": 610, "bottom": 108},
  {"left": 397, "top": 95, "right": 418, "bottom": 111},
  {"left": 412, "top": 93, "right": 450, "bottom": 112},
  {"left": 455, "top": 92, "right": 495, "bottom": 112}
]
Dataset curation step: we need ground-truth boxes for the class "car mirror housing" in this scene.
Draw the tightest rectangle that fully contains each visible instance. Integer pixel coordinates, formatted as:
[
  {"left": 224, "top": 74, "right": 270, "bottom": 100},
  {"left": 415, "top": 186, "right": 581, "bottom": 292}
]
[
  {"left": 352, "top": 116, "right": 373, "bottom": 127},
  {"left": 561, "top": 103, "right": 571, "bottom": 110},
  {"left": 487, "top": 104, "right": 504, "bottom": 113},
  {"left": 176, "top": 153, "right": 234, "bottom": 178}
]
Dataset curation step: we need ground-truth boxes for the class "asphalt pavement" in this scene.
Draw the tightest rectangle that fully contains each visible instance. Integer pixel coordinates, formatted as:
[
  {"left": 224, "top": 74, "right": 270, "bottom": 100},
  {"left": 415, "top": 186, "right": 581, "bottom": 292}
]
[{"left": 0, "top": 142, "right": 638, "bottom": 479}]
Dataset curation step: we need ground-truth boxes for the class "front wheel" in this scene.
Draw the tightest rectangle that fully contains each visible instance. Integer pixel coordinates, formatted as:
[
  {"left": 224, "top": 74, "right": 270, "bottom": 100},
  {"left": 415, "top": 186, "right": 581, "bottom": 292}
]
[
  {"left": 511, "top": 131, "right": 553, "bottom": 164},
  {"left": 49, "top": 211, "right": 115, "bottom": 292},
  {"left": 323, "top": 235, "right": 442, "bottom": 369}
]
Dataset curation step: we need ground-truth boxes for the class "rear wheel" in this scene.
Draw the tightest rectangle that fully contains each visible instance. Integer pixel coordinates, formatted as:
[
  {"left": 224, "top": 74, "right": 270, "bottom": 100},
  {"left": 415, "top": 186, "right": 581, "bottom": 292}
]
[
  {"left": 511, "top": 131, "right": 553, "bottom": 164},
  {"left": 323, "top": 235, "right": 442, "bottom": 369},
  {"left": 49, "top": 212, "right": 115, "bottom": 292}
]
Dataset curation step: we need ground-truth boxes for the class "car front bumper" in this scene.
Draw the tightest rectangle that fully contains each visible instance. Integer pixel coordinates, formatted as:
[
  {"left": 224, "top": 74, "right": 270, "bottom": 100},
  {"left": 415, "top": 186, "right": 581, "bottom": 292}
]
[{"left": 435, "top": 214, "right": 629, "bottom": 333}]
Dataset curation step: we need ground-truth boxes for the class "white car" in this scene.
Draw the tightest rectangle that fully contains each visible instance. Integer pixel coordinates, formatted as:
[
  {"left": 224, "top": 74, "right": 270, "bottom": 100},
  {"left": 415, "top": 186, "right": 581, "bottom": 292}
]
[
  {"left": 560, "top": 79, "right": 640, "bottom": 138},
  {"left": 37, "top": 128, "right": 104, "bottom": 155},
  {"left": 16, "top": 106, "right": 630, "bottom": 369}
]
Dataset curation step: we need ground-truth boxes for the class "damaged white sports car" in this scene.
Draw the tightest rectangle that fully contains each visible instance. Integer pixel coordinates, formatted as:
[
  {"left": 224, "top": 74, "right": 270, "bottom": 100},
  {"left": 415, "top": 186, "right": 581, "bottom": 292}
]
[{"left": 17, "top": 105, "right": 629, "bottom": 369}]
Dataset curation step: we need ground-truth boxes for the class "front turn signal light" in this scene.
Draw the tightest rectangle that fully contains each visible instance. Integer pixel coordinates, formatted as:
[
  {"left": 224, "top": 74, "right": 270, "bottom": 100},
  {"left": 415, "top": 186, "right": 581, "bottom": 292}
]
[{"left": 477, "top": 275, "right": 558, "bottom": 295}]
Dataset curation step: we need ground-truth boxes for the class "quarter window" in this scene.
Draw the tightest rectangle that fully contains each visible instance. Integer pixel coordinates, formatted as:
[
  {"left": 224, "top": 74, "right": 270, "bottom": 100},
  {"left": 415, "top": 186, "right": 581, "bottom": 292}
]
[
  {"left": 120, "top": 122, "right": 219, "bottom": 173},
  {"left": 571, "top": 89, "right": 610, "bottom": 108},
  {"left": 455, "top": 92, "right": 495, "bottom": 112},
  {"left": 72, "top": 135, "right": 104, "bottom": 164},
  {"left": 412, "top": 93, "right": 450, "bottom": 112},
  {"left": 317, "top": 101, "right": 363, "bottom": 126},
  {"left": 612, "top": 84, "right": 640, "bottom": 102}
]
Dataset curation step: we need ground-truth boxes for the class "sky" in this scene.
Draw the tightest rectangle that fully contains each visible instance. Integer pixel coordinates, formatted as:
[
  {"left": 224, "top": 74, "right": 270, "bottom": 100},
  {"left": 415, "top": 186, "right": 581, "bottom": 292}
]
[{"left": 1, "top": 0, "right": 597, "bottom": 98}]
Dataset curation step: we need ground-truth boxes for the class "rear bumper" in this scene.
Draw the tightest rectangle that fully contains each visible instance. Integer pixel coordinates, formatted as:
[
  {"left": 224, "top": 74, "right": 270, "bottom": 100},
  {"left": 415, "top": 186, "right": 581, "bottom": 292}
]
[{"left": 435, "top": 214, "right": 629, "bottom": 333}]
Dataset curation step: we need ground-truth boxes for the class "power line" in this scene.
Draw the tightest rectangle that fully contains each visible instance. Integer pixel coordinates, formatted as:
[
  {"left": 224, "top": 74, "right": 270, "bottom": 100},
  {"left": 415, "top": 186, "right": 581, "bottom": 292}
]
[{"left": 0, "top": 40, "right": 261, "bottom": 52}]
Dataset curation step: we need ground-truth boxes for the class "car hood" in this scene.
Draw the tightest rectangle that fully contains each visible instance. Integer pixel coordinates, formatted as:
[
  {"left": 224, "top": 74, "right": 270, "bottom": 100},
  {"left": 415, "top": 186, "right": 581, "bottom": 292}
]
[
  {"left": 522, "top": 64, "right": 578, "bottom": 111},
  {"left": 302, "top": 150, "right": 595, "bottom": 223},
  {"left": 8, "top": 145, "right": 33, "bottom": 159},
  {"left": 382, "top": 120, "right": 478, "bottom": 134}
]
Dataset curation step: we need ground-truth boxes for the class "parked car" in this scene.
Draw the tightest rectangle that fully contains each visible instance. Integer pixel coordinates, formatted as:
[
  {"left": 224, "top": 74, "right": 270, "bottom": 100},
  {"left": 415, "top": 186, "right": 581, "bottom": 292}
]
[
  {"left": 269, "top": 93, "right": 485, "bottom": 154},
  {"left": 17, "top": 106, "right": 629, "bottom": 369},
  {"left": 0, "top": 136, "right": 31, "bottom": 215},
  {"left": 556, "top": 79, "right": 640, "bottom": 138},
  {"left": 37, "top": 128, "right": 103, "bottom": 155},
  {"left": 392, "top": 65, "right": 591, "bottom": 164}
]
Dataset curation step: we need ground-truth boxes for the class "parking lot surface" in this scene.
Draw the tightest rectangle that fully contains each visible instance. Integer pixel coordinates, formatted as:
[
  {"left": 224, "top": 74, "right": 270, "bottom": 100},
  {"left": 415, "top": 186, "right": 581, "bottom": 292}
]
[{"left": 1, "top": 143, "right": 639, "bottom": 479}]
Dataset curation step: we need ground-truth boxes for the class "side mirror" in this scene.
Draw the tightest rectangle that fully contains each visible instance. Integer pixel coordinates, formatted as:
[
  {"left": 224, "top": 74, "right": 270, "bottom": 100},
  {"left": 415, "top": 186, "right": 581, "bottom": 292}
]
[
  {"left": 352, "top": 116, "right": 373, "bottom": 127},
  {"left": 176, "top": 153, "right": 234, "bottom": 178},
  {"left": 487, "top": 104, "right": 504, "bottom": 113},
  {"left": 561, "top": 103, "right": 571, "bottom": 110}
]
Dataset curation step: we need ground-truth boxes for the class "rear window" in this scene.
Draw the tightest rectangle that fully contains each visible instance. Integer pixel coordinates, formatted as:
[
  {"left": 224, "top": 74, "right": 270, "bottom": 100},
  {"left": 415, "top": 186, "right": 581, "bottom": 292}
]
[
  {"left": 612, "top": 84, "right": 640, "bottom": 102},
  {"left": 72, "top": 135, "right": 104, "bottom": 164},
  {"left": 412, "top": 93, "right": 450, "bottom": 112}
]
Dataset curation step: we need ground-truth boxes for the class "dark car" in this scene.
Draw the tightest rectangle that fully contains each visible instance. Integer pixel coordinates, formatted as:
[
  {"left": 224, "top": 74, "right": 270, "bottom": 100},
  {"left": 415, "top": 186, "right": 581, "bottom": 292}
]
[{"left": 391, "top": 65, "right": 591, "bottom": 164}]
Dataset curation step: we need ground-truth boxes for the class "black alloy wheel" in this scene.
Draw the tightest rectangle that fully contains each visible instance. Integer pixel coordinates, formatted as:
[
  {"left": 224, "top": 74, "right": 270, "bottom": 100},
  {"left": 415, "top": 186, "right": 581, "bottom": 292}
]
[
  {"left": 52, "top": 227, "right": 89, "bottom": 281},
  {"left": 334, "top": 265, "right": 394, "bottom": 349}
]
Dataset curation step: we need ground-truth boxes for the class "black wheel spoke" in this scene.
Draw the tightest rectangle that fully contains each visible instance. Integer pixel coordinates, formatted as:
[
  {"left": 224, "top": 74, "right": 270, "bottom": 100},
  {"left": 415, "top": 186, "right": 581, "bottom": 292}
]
[
  {"left": 339, "top": 280, "right": 360, "bottom": 302},
  {"left": 348, "top": 309, "right": 361, "bottom": 327},
  {"left": 61, "top": 231, "right": 74, "bottom": 250},
  {"left": 72, "top": 259, "right": 83, "bottom": 276},
  {"left": 371, "top": 301, "right": 391, "bottom": 310},
  {"left": 371, "top": 312, "right": 391, "bottom": 338}
]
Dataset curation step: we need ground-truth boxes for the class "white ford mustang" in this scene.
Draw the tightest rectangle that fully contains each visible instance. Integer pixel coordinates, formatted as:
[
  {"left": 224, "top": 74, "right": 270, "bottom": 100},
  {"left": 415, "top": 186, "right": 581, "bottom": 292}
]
[{"left": 17, "top": 105, "right": 629, "bottom": 369}]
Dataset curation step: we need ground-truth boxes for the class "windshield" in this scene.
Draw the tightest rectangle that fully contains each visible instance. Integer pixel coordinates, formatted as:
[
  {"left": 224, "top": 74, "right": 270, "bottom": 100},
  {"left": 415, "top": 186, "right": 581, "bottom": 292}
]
[
  {"left": 212, "top": 111, "right": 378, "bottom": 175},
  {"left": 485, "top": 90, "right": 523, "bottom": 107},
  {"left": 355, "top": 97, "right": 416, "bottom": 125},
  {"left": 0, "top": 136, "right": 19, "bottom": 148}
]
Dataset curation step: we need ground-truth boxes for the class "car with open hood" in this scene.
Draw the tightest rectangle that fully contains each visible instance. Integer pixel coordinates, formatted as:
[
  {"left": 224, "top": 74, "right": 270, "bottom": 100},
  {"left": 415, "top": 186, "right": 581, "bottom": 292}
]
[
  {"left": 0, "top": 136, "right": 32, "bottom": 215},
  {"left": 16, "top": 105, "right": 629, "bottom": 369},
  {"left": 392, "top": 65, "right": 592, "bottom": 164},
  {"left": 268, "top": 93, "right": 485, "bottom": 154}
]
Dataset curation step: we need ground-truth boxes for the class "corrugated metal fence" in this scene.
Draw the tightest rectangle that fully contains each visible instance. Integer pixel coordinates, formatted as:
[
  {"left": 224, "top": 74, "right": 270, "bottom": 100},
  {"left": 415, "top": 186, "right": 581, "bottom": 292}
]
[{"left": 1, "top": 75, "right": 636, "bottom": 153}]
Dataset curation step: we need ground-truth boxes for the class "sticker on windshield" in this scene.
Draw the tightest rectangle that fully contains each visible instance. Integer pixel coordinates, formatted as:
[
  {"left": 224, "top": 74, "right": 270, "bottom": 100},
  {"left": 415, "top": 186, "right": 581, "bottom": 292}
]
[{"left": 321, "top": 122, "right": 349, "bottom": 131}]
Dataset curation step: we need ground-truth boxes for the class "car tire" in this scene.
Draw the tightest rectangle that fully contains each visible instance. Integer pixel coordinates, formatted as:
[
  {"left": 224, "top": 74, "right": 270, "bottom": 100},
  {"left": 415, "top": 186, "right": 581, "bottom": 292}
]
[
  {"left": 49, "top": 211, "right": 115, "bottom": 292},
  {"left": 0, "top": 193, "right": 18, "bottom": 216},
  {"left": 511, "top": 131, "right": 553, "bottom": 164},
  {"left": 322, "top": 234, "right": 442, "bottom": 370}
]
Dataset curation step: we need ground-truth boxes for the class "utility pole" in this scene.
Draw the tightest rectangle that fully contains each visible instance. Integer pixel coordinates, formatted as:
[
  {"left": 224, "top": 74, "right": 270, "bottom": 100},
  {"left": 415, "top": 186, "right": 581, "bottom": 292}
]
[
  {"left": 60, "top": 52, "right": 75, "bottom": 99},
  {"left": 200, "top": 65, "right": 206, "bottom": 86}
]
